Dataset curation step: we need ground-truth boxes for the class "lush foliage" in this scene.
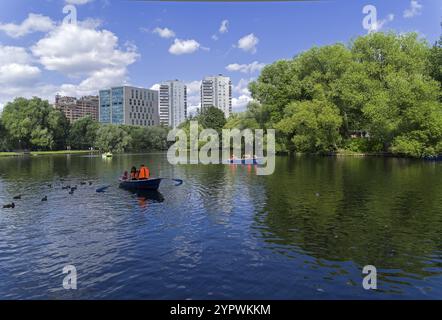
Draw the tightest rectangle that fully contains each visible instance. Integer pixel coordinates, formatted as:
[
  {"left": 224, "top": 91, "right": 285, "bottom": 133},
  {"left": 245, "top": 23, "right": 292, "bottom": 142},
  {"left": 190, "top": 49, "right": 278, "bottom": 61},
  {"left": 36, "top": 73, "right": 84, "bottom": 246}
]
[
  {"left": 243, "top": 32, "right": 442, "bottom": 157},
  {"left": 68, "top": 116, "right": 99, "bottom": 150},
  {"left": 1, "top": 97, "right": 70, "bottom": 150},
  {"left": 0, "top": 97, "right": 171, "bottom": 152},
  {"left": 197, "top": 106, "right": 227, "bottom": 132},
  {"left": 94, "top": 125, "right": 131, "bottom": 153}
]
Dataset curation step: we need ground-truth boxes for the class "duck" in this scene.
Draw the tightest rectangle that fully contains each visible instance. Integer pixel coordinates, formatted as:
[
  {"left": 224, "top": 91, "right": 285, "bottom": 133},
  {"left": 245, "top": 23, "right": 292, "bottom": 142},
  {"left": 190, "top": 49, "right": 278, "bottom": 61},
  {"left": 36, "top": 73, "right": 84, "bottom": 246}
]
[
  {"left": 62, "top": 185, "right": 70, "bottom": 190},
  {"left": 69, "top": 190, "right": 74, "bottom": 195},
  {"left": 89, "top": 181, "right": 93, "bottom": 185},
  {"left": 47, "top": 184, "right": 52, "bottom": 188},
  {"left": 71, "top": 186, "right": 77, "bottom": 191},
  {"left": 13, "top": 195, "right": 22, "bottom": 200},
  {"left": 3, "top": 202, "right": 15, "bottom": 209},
  {"left": 41, "top": 196, "right": 48, "bottom": 202},
  {"left": 80, "top": 181, "right": 86, "bottom": 185}
]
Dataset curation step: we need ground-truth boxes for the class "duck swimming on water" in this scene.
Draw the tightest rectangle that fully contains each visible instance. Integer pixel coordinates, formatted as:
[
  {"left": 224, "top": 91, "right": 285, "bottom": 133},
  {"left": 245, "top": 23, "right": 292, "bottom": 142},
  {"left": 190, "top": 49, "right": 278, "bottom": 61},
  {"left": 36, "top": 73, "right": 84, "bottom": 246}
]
[
  {"left": 41, "top": 196, "right": 48, "bottom": 202},
  {"left": 13, "top": 195, "right": 21, "bottom": 200},
  {"left": 3, "top": 203, "right": 15, "bottom": 209}
]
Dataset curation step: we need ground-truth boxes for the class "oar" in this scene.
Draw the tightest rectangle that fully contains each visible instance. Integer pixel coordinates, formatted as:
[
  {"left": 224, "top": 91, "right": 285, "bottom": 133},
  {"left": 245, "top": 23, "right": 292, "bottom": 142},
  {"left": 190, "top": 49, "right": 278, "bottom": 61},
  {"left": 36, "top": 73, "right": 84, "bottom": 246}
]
[
  {"left": 160, "top": 178, "right": 184, "bottom": 186},
  {"left": 96, "top": 185, "right": 111, "bottom": 193}
]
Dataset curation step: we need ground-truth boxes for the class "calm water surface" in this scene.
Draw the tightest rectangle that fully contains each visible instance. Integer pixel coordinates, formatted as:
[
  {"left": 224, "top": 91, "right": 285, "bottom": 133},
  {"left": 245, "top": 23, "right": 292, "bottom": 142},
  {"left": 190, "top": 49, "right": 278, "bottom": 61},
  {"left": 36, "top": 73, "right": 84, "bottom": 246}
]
[{"left": 0, "top": 153, "right": 441, "bottom": 299}]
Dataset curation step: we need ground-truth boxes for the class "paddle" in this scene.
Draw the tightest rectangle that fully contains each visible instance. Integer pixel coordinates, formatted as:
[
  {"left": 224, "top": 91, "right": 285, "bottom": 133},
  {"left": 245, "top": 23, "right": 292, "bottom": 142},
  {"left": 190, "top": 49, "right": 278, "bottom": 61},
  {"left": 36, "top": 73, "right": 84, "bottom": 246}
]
[
  {"left": 96, "top": 185, "right": 111, "bottom": 193},
  {"left": 160, "top": 178, "right": 184, "bottom": 186}
]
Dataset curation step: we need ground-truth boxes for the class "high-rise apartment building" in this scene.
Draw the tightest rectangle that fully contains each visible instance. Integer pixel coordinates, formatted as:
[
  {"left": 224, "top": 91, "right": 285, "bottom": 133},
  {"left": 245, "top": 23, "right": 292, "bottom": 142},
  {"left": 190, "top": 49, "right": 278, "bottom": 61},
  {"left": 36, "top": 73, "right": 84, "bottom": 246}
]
[
  {"left": 200, "top": 75, "right": 232, "bottom": 118},
  {"left": 159, "top": 80, "right": 187, "bottom": 128},
  {"left": 54, "top": 95, "right": 99, "bottom": 123},
  {"left": 98, "top": 86, "right": 159, "bottom": 126}
]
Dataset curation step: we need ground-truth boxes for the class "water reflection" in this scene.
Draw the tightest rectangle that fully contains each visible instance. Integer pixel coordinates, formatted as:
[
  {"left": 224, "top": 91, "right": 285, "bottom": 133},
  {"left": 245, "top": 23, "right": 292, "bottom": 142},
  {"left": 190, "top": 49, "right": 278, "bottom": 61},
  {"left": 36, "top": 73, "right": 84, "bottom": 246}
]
[{"left": 0, "top": 153, "right": 441, "bottom": 299}]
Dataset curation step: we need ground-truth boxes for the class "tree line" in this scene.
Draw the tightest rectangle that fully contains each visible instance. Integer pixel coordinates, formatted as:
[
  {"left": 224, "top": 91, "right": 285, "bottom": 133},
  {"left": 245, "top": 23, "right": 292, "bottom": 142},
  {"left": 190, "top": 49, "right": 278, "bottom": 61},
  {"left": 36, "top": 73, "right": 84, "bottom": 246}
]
[
  {"left": 0, "top": 97, "right": 170, "bottom": 153},
  {"left": 228, "top": 31, "right": 442, "bottom": 158},
  {"left": 1, "top": 31, "right": 441, "bottom": 157}
]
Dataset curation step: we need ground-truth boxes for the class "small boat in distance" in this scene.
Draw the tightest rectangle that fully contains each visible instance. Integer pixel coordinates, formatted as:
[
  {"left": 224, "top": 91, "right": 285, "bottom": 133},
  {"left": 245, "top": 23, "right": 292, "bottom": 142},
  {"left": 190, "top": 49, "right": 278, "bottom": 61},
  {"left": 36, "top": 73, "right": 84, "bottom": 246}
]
[
  {"left": 225, "top": 157, "right": 264, "bottom": 165},
  {"left": 102, "top": 152, "right": 113, "bottom": 159},
  {"left": 119, "top": 178, "right": 162, "bottom": 191}
]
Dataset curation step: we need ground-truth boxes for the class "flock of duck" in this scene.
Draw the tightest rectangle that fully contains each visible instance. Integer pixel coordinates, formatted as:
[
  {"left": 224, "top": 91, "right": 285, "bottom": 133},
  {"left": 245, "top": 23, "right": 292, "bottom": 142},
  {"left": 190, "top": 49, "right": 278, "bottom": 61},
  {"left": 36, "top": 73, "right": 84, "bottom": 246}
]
[{"left": 2, "top": 179, "right": 93, "bottom": 209}]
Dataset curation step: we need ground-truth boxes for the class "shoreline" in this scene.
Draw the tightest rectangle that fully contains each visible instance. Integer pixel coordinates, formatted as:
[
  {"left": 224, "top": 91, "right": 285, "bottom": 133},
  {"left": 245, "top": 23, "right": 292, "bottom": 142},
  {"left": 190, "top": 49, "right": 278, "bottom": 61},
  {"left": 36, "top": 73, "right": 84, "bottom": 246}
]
[{"left": 0, "top": 150, "right": 98, "bottom": 157}]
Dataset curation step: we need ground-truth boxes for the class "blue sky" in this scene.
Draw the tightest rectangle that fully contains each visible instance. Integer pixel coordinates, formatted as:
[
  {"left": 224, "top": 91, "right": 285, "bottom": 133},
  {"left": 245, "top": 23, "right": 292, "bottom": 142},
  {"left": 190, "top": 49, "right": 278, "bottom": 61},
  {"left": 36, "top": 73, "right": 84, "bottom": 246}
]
[{"left": 0, "top": 0, "right": 440, "bottom": 113}]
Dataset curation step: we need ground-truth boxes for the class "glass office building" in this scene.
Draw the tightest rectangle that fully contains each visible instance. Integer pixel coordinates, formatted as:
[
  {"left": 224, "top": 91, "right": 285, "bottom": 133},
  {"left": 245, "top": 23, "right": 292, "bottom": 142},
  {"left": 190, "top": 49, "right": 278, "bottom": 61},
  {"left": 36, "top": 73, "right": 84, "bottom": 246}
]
[{"left": 98, "top": 86, "right": 159, "bottom": 126}]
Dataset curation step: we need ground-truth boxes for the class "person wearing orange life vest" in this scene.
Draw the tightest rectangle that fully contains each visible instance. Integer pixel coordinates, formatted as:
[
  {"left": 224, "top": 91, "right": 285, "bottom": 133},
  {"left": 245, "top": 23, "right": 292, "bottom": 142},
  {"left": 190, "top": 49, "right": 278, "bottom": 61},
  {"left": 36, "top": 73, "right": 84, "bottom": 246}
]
[{"left": 138, "top": 164, "right": 150, "bottom": 180}]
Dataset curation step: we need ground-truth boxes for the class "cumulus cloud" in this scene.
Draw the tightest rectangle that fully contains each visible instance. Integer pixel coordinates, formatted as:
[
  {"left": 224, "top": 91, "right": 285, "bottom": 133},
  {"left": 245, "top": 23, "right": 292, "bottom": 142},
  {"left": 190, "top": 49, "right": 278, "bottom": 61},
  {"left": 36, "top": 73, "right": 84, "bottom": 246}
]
[
  {"left": 0, "top": 13, "right": 55, "bottom": 38},
  {"left": 219, "top": 20, "right": 229, "bottom": 34},
  {"left": 169, "top": 39, "right": 201, "bottom": 55},
  {"left": 226, "top": 61, "right": 265, "bottom": 74},
  {"left": 32, "top": 23, "right": 138, "bottom": 77},
  {"left": 403, "top": 1, "right": 422, "bottom": 18},
  {"left": 18, "top": 22, "right": 138, "bottom": 99},
  {"left": 153, "top": 27, "right": 176, "bottom": 39},
  {"left": 232, "top": 78, "right": 254, "bottom": 111},
  {"left": 150, "top": 83, "right": 160, "bottom": 91},
  {"left": 186, "top": 80, "right": 202, "bottom": 95},
  {"left": 0, "top": 45, "right": 41, "bottom": 85},
  {"left": 237, "top": 33, "right": 259, "bottom": 54},
  {"left": 232, "top": 94, "right": 253, "bottom": 111}
]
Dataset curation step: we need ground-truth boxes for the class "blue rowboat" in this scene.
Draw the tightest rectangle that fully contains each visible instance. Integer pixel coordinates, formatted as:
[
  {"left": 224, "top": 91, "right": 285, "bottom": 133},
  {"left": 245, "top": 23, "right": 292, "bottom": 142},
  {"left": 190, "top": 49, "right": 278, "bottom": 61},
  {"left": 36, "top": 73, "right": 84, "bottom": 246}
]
[
  {"left": 119, "top": 178, "right": 162, "bottom": 191},
  {"left": 424, "top": 155, "right": 442, "bottom": 161},
  {"left": 225, "top": 158, "right": 263, "bottom": 165}
]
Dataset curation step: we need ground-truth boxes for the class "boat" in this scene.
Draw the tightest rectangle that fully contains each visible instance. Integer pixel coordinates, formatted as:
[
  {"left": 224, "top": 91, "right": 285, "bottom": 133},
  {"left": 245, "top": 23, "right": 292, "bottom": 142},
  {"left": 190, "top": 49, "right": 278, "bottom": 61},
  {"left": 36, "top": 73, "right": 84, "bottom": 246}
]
[
  {"left": 119, "top": 178, "right": 162, "bottom": 191},
  {"left": 424, "top": 155, "right": 442, "bottom": 161},
  {"left": 224, "top": 157, "right": 264, "bottom": 165},
  {"left": 102, "top": 152, "right": 113, "bottom": 159}
]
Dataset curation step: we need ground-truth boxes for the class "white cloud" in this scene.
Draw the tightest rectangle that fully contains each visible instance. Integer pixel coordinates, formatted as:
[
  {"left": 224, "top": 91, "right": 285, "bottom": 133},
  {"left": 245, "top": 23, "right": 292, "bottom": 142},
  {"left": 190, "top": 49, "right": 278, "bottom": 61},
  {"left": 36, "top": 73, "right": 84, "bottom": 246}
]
[
  {"left": 65, "top": 0, "right": 94, "bottom": 4},
  {"left": 226, "top": 61, "right": 265, "bottom": 74},
  {"left": 403, "top": 1, "right": 423, "bottom": 18},
  {"left": 232, "top": 78, "right": 254, "bottom": 111},
  {"left": 150, "top": 83, "right": 160, "bottom": 91},
  {"left": 186, "top": 80, "right": 201, "bottom": 95},
  {"left": 219, "top": 20, "right": 229, "bottom": 34},
  {"left": 32, "top": 23, "right": 138, "bottom": 77},
  {"left": 232, "top": 95, "right": 253, "bottom": 111},
  {"left": 0, "top": 45, "right": 33, "bottom": 65},
  {"left": 0, "top": 45, "right": 41, "bottom": 85},
  {"left": 184, "top": 80, "right": 202, "bottom": 115},
  {"left": 237, "top": 33, "right": 259, "bottom": 54},
  {"left": 153, "top": 27, "right": 176, "bottom": 39},
  {"left": 211, "top": 34, "right": 219, "bottom": 41},
  {"left": 0, "top": 13, "right": 55, "bottom": 38},
  {"left": 169, "top": 39, "right": 201, "bottom": 55},
  {"left": 0, "top": 64, "right": 41, "bottom": 84},
  {"left": 233, "top": 78, "right": 253, "bottom": 95}
]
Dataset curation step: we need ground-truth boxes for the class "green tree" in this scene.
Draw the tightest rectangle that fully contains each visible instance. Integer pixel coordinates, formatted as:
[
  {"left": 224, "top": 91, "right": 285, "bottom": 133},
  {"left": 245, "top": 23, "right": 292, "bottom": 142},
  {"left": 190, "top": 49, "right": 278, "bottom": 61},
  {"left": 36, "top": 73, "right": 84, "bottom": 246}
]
[
  {"left": 428, "top": 27, "right": 442, "bottom": 92},
  {"left": 68, "top": 116, "right": 99, "bottom": 150},
  {"left": 0, "top": 120, "right": 12, "bottom": 151},
  {"left": 124, "top": 125, "right": 169, "bottom": 151},
  {"left": 249, "top": 32, "right": 442, "bottom": 157},
  {"left": 1, "top": 97, "right": 70, "bottom": 150},
  {"left": 276, "top": 100, "right": 342, "bottom": 153},
  {"left": 197, "top": 106, "right": 226, "bottom": 131},
  {"left": 94, "top": 125, "right": 131, "bottom": 153}
]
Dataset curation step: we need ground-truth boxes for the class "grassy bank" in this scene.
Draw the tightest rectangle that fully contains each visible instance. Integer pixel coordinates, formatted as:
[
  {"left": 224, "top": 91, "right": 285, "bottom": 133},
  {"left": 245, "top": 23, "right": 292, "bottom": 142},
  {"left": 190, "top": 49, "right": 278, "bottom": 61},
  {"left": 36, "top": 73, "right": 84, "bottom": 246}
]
[
  {"left": 0, "top": 150, "right": 97, "bottom": 157},
  {"left": 0, "top": 152, "right": 21, "bottom": 157}
]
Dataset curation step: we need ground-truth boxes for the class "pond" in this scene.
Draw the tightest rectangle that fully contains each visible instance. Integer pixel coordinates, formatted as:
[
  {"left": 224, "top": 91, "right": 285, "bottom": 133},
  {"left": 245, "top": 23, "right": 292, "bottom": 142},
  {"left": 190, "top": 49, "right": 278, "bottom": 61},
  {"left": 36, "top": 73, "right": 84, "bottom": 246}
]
[{"left": 0, "top": 153, "right": 441, "bottom": 299}]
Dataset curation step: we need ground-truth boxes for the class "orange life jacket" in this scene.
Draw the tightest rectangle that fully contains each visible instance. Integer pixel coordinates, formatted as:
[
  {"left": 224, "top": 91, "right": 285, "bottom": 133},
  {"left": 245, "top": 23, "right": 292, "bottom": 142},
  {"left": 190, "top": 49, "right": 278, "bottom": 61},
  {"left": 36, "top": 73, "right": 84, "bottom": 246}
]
[{"left": 138, "top": 167, "right": 150, "bottom": 179}]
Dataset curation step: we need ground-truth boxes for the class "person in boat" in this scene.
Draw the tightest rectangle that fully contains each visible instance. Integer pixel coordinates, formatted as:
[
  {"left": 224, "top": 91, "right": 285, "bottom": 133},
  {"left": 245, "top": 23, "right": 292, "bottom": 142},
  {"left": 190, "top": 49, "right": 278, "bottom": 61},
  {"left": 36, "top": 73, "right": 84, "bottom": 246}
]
[
  {"left": 138, "top": 164, "right": 150, "bottom": 180},
  {"left": 130, "top": 166, "right": 138, "bottom": 180},
  {"left": 121, "top": 171, "right": 128, "bottom": 181}
]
